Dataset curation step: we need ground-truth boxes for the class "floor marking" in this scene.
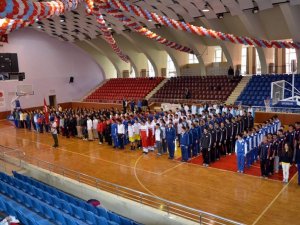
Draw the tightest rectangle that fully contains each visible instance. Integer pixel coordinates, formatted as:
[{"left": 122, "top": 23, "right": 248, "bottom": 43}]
[
  {"left": 0, "top": 132, "right": 161, "bottom": 176},
  {"left": 133, "top": 155, "right": 159, "bottom": 197},
  {"left": 251, "top": 173, "right": 297, "bottom": 225},
  {"left": 160, "top": 162, "right": 184, "bottom": 175}
]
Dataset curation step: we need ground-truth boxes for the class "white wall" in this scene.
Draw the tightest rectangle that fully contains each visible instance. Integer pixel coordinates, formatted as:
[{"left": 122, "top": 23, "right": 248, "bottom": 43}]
[{"left": 0, "top": 28, "right": 104, "bottom": 112}]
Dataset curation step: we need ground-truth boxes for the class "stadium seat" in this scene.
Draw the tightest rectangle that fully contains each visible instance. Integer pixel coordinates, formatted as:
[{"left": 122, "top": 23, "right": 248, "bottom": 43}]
[
  {"left": 151, "top": 75, "right": 241, "bottom": 102},
  {"left": 237, "top": 74, "right": 300, "bottom": 106},
  {"left": 10, "top": 172, "right": 142, "bottom": 225},
  {"left": 85, "top": 77, "right": 164, "bottom": 102}
]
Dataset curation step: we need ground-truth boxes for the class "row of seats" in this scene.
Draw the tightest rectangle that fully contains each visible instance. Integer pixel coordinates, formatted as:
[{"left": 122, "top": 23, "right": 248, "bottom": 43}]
[
  {"left": 0, "top": 194, "right": 52, "bottom": 225},
  {"left": 85, "top": 77, "right": 164, "bottom": 102},
  {"left": 12, "top": 172, "right": 140, "bottom": 225},
  {"left": 0, "top": 180, "right": 88, "bottom": 225},
  {"left": 152, "top": 76, "right": 241, "bottom": 101},
  {"left": 237, "top": 74, "right": 300, "bottom": 106}
]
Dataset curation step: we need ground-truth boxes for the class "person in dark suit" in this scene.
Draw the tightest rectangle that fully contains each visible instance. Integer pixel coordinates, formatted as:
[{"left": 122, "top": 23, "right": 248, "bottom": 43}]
[
  {"left": 200, "top": 128, "right": 212, "bottom": 167},
  {"left": 228, "top": 66, "right": 234, "bottom": 81}
]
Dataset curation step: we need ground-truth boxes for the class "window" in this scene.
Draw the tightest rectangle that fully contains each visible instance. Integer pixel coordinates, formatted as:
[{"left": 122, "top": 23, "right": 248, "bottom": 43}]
[
  {"left": 166, "top": 55, "right": 176, "bottom": 78},
  {"left": 147, "top": 60, "right": 155, "bottom": 77},
  {"left": 214, "top": 47, "right": 222, "bottom": 62},
  {"left": 286, "top": 48, "right": 297, "bottom": 73},
  {"left": 129, "top": 66, "right": 136, "bottom": 78},
  {"left": 256, "top": 49, "right": 261, "bottom": 74},
  {"left": 241, "top": 46, "right": 247, "bottom": 75},
  {"left": 188, "top": 54, "right": 199, "bottom": 64}
]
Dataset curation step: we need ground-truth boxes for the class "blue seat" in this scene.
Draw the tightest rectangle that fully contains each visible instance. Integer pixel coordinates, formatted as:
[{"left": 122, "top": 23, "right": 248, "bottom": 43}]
[
  {"left": 108, "top": 211, "right": 121, "bottom": 224},
  {"left": 61, "top": 201, "right": 73, "bottom": 215},
  {"left": 96, "top": 216, "right": 109, "bottom": 225},
  {"left": 0, "top": 198, "right": 5, "bottom": 209},
  {"left": 53, "top": 198, "right": 63, "bottom": 210},
  {"left": 41, "top": 204, "right": 55, "bottom": 221},
  {"left": 32, "top": 199, "right": 43, "bottom": 214},
  {"left": 44, "top": 192, "right": 53, "bottom": 205},
  {"left": 53, "top": 209, "right": 67, "bottom": 225},
  {"left": 96, "top": 207, "right": 109, "bottom": 219},
  {"left": 85, "top": 211, "right": 97, "bottom": 225},
  {"left": 71, "top": 204, "right": 85, "bottom": 221},
  {"left": 15, "top": 191, "right": 24, "bottom": 203}
]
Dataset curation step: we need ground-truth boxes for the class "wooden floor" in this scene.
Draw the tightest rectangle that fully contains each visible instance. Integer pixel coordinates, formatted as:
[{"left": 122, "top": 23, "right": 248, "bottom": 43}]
[{"left": 0, "top": 120, "right": 299, "bottom": 225}]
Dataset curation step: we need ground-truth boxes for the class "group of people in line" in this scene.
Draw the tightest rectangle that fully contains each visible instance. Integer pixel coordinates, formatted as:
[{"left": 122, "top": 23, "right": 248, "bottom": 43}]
[{"left": 11, "top": 103, "right": 300, "bottom": 184}]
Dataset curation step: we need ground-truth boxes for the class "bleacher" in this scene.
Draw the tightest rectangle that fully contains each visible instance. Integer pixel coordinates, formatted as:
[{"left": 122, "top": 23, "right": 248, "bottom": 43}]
[
  {"left": 151, "top": 76, "right": 241, "bottom": 102},
  {"left": 85, "top": 77, "right": 164, "bottom": 103},
  {"left": 237, "top": 74, "right": 300, "bottom": 106},
  {"left": 0, "top": 171, "right": 141, "bottom": 225}
]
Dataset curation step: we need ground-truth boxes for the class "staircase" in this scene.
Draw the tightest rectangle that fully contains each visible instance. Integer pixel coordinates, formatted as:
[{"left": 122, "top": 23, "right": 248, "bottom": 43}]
[
  {"left": 145, "top": 78, "right": 168, "bottom": 100},
  {"left": 225, "top": 76, "right": 251, "bottom": 105},
  {"left": 81, "top": 79, "right": 108, "bottom": 101}
]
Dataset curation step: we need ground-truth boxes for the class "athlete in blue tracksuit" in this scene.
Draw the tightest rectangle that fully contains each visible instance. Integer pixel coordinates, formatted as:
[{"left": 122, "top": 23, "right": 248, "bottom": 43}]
[
  {"left": 244, "top": 132, "right": 252, "bottom": 168},
  {"left": 235, "top": 133, "right": 247, "bottom": 173},
  {"left": 180, "top": 126, "right": 190, "bottom": 162},
  {"left": 191, "top": 124, "right": 199, "bottom": 157},
  {"left": 111, "top": 121, "right": 119, "bottom": 148},
  {"left": 123, "top": 119, "right": 129, "bottom": 145},
  {"left": 194, "top": 121, "right": 201, "bottom": 155},
  {"left": 166, "top": 123, "right": 176, "bottom": 159},
  {"left": 188, "top": 126, "right": 194, "bottom": 159}
]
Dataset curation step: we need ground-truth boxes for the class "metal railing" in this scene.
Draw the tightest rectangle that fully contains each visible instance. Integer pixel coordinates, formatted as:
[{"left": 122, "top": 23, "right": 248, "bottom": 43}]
[
  {"left": 0, "top": 145, "right": 244, "bottom": 225},
  {"left": 241, "top": 105, "right": 300, "bottom": 114},
  {"left": 149, "top": 98, "right": 218, "bottom": 104}
]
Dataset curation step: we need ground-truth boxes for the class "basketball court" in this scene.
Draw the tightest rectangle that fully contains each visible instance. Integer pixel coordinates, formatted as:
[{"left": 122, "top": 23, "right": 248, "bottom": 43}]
[{"left": 0, "top": 120, "right": 299, "bottom": 225}]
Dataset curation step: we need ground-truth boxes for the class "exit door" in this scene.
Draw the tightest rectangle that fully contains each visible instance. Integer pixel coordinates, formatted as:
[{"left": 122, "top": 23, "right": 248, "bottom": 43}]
[{"left": 49, "top": 95, "right": 56, "bottom": 107}]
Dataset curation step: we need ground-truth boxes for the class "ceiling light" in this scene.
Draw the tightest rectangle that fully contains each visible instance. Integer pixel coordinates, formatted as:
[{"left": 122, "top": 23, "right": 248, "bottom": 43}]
[
  {"left": 60, "top": 19, "right": 65, "bottom": 23},
  {"left": 35, "top": 18, "right": 39, "bottom": 22},
  {"left": 148, "top": 19, "right": 152, "bottom": 22},
  {"left": 202, "top": 4, "right": 210, "bottom": 12},
  {"left": 252, "top": 7, "right": 259, "bottom": 14},
  {"left": 37, "top": 26, "right": 42, "bottom": 29},
  {"left": 217, "top": 13, "right": 224, "bottom": 19}
]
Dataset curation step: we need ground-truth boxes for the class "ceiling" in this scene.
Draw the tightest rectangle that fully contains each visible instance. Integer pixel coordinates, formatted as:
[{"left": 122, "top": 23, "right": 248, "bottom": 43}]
[{"left": 29, "top": 0, "right": 300, "bottom": 43}]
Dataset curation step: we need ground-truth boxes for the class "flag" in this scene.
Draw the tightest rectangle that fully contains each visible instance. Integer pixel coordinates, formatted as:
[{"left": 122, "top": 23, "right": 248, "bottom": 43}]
[
  {"left": 0, "top": 35, "right": 8, "bottom": 43},
  {"left": 44, "top": 98, "right": 50, "bottom": 124}
]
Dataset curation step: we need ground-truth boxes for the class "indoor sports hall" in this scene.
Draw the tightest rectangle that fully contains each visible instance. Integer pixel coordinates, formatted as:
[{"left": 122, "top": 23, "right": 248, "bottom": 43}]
[{"left": 0, "top": 1, "right": 300, "bottom": 225}]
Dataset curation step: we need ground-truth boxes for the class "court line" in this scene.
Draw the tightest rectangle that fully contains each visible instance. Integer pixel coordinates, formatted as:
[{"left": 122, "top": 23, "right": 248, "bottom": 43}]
[
  {"left": 0, "top": 132, "right": 161, "bottom": 176},
  {"left": 133, "top": 154, "right": 159, "bottom": 197},
  {"left": 251, "top": 173, "right": 297, "bottom": 225},
  {"left": 160, "top": 162, "right": 184, "bottom": 175}
]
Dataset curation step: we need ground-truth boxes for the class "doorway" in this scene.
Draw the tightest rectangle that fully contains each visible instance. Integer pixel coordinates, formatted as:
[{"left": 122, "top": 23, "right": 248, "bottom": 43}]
[{"left": 49, "top": 95, "right": 56, "bottom": 107}]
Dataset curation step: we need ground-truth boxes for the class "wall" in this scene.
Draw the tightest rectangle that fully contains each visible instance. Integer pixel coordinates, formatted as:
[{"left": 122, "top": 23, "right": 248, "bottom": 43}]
[
  {"left": 255, "top": 111, "right": 300, "bottom": 125},
  {"left": 0, "top": 28, "right": 104, "bottom": 112}
]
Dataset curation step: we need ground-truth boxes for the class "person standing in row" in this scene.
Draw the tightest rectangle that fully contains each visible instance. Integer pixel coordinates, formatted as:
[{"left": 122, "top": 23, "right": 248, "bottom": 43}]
[
  {"left": 117, "top": 120, "right": 125, "bottom": 150},
  {"left": 235, "top": 134, "right": 246, "bottom": 173},
  {"left": 87, "top": 116, "right": 93, "bottom": 141},
  {"left": 260, "top": 136, "right": 271, "bottom": 178},
  {"left": 50, "top": 116, "right": 59, "bottom": 148},
  {"left": 155, "top": 123, "right": 163, "bottom": 156},
  {"left": 295, "top": 139, "right": 300, "bottom": 185},
  {"left": 180, "top": 126, "right": 189, "bottom": 162},
  {"left": 280, "top": 143, "right": 293, "bottom": 183},
  {"left": 140, "top": 120, "right": 149, "bottom": 154},
  {"left": 166, "top": 122, "right": 176, "bottom": 159},
  {"left": 128, "top": 121, "right": 136, "bottom": 150},
  {"left": 200, "top": 128, "right": 211, "bottom": 167}
]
